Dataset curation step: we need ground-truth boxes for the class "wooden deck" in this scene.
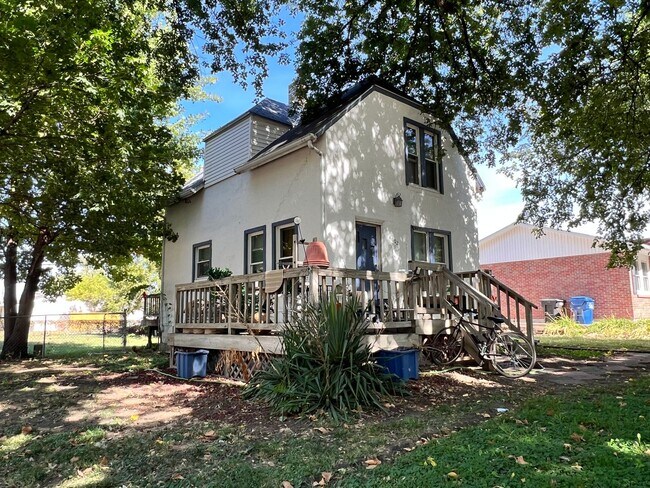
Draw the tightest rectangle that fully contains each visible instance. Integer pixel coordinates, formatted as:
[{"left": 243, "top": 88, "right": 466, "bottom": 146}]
[{"left": 166, "top": 262, "right": 537, "bottom": 363}]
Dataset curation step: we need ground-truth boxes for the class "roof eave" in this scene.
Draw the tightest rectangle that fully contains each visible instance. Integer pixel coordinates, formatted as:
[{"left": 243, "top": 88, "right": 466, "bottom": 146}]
[{"left": 234, "top": 133, "right": 318, "bottom": 174}]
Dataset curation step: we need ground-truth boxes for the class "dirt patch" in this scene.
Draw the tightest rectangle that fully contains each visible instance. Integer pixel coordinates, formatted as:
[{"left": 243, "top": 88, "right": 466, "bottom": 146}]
[{"left": 1, "top": 352, "right": 648, "bottom": 441}]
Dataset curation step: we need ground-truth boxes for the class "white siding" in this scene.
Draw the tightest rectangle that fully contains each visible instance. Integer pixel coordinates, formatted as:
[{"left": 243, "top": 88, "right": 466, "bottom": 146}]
[
  {"left": 251, "top": 116, "right": 289, "bottom": 156},
  {"left": 203, "top": 117, "right": 252, "bottom": 187},
  {"left": 319, "top": 90, "right": 480, "bottom": 272},
  {"left": 480, "top": 224, "right": 606, "bottom": 264}
]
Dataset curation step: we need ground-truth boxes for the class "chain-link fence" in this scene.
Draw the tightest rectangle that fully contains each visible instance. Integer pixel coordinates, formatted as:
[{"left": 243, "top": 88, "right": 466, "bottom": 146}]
[{"left": 0, "top": 312, "right": 156, "bottom": 358}]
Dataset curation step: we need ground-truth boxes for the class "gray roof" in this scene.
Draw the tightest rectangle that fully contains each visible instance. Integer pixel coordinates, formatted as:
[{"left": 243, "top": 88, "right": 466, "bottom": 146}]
[
  {"left": 178, "top": 170, "right": 204, "bottom": 200},
  {"left": 249, "top": 98, "right": 293, "bottom": 126},
  {"left": 204, "top": 98, "right": 292, "bottom": 143}
]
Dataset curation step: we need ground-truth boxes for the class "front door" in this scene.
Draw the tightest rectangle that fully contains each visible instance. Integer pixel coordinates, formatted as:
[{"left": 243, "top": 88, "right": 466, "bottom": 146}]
[{"left": 356, "top": 223, "right": 379, "bottom": 272}]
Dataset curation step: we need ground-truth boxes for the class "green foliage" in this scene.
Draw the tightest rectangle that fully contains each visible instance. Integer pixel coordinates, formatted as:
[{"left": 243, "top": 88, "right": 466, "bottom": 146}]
[
  {"left": 243, "top": 297, "right": 404, "bottom": 420},
  {"left": 293, "top": 1, "right": 650, "bottom": 261},
  {"left": 513, "top": 0, "right": 650, "bottom": 266},
  {"left": 65, "top": 257, "right": 159, "bottom": 312},
  {"left": 207, "top": 267, "right": 233, "bottom": 280}
]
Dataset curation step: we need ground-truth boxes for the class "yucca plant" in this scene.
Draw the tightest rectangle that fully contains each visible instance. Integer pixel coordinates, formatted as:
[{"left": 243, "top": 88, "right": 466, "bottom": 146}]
[{"left": 243, "top": 296, "right": 405, "bottom": 420}]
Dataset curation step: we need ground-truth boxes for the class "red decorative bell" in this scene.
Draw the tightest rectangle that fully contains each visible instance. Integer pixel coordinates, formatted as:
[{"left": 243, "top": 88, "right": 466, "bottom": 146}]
[{"left": 304, "top": 238, "right": 330, "bottom": 268}]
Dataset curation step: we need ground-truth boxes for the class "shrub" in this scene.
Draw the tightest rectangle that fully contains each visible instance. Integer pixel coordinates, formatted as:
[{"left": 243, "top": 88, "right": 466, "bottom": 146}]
[
  {"left": 207, "top": 267, "right": 232, "bottom": 280},
  {"left": 243, "top": 297, "right": 405, "bottom": 420}
]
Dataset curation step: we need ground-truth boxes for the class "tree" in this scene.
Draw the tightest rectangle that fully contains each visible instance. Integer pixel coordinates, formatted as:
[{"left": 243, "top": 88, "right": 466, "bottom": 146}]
[
  {"left": 291, "top": 0, "right": 649, "bottom": 264},
  {"left": 0, "top": 0, "right": 288, "bottom": 358},
  {"left": 0, "top": 0, "right": 196, "bottom": 357},
  {"left": 511, "top": 0, "right": 650, "bottom": 266},
  {"left": 66, "top": 257, "right": 159, "bottom": 313}
]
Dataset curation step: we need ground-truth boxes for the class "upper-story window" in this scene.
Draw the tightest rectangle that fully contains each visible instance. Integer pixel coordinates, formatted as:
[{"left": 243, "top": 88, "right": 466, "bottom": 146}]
[
  {"left": 192, "top": 240, "right": 212, "bottom": 280},
  {"left": 405, "top": 120, "right": 442, "bottom": 193}
]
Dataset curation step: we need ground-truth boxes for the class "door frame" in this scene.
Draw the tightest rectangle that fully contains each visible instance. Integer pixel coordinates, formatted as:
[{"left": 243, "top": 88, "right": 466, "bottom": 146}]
[{"left": 355, "top": 221, "right": 382, "bottom": 272}]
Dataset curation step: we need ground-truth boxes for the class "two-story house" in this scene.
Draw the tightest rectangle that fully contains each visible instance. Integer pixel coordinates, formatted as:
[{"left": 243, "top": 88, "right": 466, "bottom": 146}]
[{"left": 158, "top": 79, "right": 536, "bottom": 371}]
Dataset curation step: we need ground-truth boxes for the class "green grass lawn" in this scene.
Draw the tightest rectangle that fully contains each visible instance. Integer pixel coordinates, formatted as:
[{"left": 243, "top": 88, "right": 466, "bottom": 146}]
[
  {"left": 0, "top": 332, "right": 150, "bottom": 359},
  {"left": 536, "top": 317, "right": 650, "bottom": 359},
  {"left": 345, "top": 376, "right": 650, "bottom": 487},
  {"left": 1, "top": 358, "right": 648, "bottom": 487}
]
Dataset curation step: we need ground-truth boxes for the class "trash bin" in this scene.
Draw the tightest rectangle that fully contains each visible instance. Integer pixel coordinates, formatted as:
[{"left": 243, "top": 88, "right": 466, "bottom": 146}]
[
  {"left": 374, "top": 348, "right": 419, "bottom": 380},
  {"left": 541, "top": 299, "right": 565, "bottom": 322},
  {"left": 569, "top": 296, "right": 595, "bottom": 325},
  {"left": 175, "top": 349, "right": 209, "bottom": 379}
]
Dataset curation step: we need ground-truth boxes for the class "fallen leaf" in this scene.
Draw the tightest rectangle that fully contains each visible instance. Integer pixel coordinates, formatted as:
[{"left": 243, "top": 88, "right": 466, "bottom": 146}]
[
  {"left": 203, "top": 430, "right": 216, "bottom": 438},
  {"left": 570, "top": 433, "right": 585, "bottom": 443},
  {"left": 481, "top": 413, "right": 491, "bottom": 418},
  {"left": 571, "top": 463, "right": 583, "bottom": 471},
  {"left": 515, "top": 456, "right": 528, "bottom": 465},
  {"left": 21, "top": 426, "right": 32, "bottom": 435},
  {"left": 313, "top": 481, "right": 324, "bottom": 487},
  {"left": 99, "top": 456, "right": 109, "bottom": 467},
  {"left": 546, "top": 409, "right": 555, "bottom": 417},
  {"left": 563, "top": 443, "right": 572, "bottom": 451},
  {"left": 322, "top": 472, "right": 332, "bottom": 483},
  {"left": 578, "top": 424, "right": 588, "bottom": 432},
  {"left": 559, "top": 456, "right": 571, "bottom": 462},
  {"left": 130, "top": 414, "right": 139, "bottom": 422},
  {"left": 364, "top": 458, "right": 381, "bottom": 466},
  {"left": 447, "top": 471, "right": 459, "bottom": 479},
  {"left": 281, "top": 482, "right": 293, "bottom": 488},
  {"left": 314, "top": 427, "right": 330, "bottom": 435},
  {"left": 70, "top": 456, "right": 80, "bottom": 463},
  {"left": 424, "top": 457, "right": 437, "bottom": 467}
]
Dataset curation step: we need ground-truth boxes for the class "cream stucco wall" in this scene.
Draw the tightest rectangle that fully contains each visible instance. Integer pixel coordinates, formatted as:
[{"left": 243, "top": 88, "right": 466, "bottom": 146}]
[
  {"left": 162, "top": 146, "right": 321, "bottom": 334},
  {"left": 320, "top": 90, "right": 479, "bottom": 272},
  {"left": 161, "top": 87, "right": 481, "bottom": 337}
]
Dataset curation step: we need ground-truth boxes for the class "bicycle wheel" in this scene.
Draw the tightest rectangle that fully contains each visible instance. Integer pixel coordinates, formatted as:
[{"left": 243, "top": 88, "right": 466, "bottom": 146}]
[
  {"left": 423, "top": 326, "right": 463, "bottom": 366},
  {"left": 489, "top": 331, "right": 536, "bottom": 378}
]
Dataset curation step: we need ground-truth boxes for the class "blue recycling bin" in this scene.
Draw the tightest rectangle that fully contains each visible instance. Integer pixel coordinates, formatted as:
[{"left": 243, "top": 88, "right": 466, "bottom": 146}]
[
  {"left": 175, "top": 349, "right": 209, "bottom": 379},
  {"left": 374, "top": 348, "right": 419, "bottom": 380},
  {"left": 569, "top": 296, "right": 595, "bottom": 325}
]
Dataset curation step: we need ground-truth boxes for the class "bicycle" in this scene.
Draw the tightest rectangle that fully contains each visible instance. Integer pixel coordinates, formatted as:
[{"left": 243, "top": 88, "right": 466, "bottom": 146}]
[{"left": 422, "top": 305, "right": 537, "bottom": 378}]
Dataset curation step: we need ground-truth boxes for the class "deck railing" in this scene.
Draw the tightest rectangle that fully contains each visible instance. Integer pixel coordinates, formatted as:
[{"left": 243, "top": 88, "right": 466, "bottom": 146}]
[
  {"left": 173, "top": 264, "right": 536, "bottom": 342},
  {"left": 456, "top": 268, "right": 538, "bottom": 340},
  {"left": 143, "top": 293, "right": 161, "bottom": 317}
]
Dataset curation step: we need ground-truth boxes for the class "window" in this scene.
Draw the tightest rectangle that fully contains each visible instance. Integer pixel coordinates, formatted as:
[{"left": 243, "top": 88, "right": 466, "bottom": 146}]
[
  {"left": 244, "top": 226, "right": 266, "bottom": 274},
  {"left": 411, "top": 227, "right": 451, "bottom": 269},
  {"left": 272, "top": 218, "right": 297, "bottom": 269},
  {"left": 192, "top": 241, "right": 211, "bottom": 280},
  {"left": 404, "top": 120, "right": 442, "bottom": 192},
  {"left": 633, "top": 256, "right": 650, "bottom": 294}
]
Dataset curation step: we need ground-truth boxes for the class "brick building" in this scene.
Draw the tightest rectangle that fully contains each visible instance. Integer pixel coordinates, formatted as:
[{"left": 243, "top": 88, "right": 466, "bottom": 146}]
[{"left": 480, "top": 223, "right": 650, "bottom": 321}]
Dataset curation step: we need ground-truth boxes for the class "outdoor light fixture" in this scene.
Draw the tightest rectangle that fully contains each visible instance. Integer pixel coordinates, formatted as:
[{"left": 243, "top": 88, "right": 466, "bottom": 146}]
[{"left": 393, "top": 193, "right": 403, "bottom": 207}]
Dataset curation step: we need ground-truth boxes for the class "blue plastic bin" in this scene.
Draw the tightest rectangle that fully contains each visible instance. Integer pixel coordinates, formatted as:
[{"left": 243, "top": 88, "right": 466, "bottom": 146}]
[
  {"left": 569, "top": 296, "right": 595, "bottom": 325},
  {"left": 374, "top": 348, "right": 419, "bottom": 380},
  {"left": 175, "top": 349, "right": 209, "bottom": 379}
]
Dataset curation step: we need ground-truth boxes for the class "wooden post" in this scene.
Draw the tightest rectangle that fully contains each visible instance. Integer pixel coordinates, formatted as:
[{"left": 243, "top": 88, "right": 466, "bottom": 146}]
[
  {"left": 309, "top": 267, "right": 319, "bottom": 304},
  {"left": 526, "top": 305, "right": 534, "bottom": 343}
]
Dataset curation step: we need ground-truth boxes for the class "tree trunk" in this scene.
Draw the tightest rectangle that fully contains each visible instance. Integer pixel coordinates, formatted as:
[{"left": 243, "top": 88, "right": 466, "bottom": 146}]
[
  {"left": 1, "top": 234, "right": 47, "bottom": 359},
  {"left": 2, "top": 238, "right": 18, "bottom": 344}
]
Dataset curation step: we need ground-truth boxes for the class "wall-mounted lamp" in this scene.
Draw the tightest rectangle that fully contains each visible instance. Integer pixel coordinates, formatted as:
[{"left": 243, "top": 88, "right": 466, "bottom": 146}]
[{"left": 393, "top": 193, "right": 403, "bottom": 207}]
